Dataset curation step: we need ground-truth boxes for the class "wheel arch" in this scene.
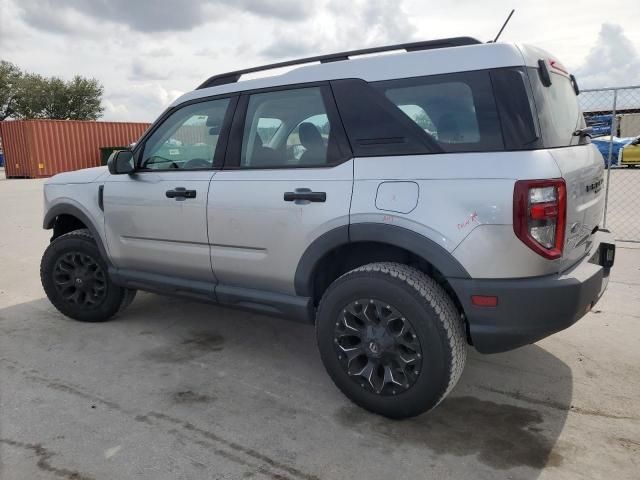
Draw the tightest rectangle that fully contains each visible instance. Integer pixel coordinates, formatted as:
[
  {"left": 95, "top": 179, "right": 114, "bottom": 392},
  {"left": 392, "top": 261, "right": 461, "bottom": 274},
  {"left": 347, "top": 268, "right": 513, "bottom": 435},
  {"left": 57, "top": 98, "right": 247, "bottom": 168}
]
[
  {"left": 43, "top": 203, "right": 110, "bottom": 264},
  {"left": 295, "top": 223, "right": 471, "bottom": 312}
]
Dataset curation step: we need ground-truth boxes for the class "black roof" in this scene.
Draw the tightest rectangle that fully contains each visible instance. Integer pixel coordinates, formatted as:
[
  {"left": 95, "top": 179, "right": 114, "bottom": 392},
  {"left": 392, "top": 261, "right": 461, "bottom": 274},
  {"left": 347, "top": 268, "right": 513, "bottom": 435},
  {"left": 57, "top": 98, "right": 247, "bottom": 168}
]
[{"left": 196, "top": 36, "right": 482, "bottom": 90}]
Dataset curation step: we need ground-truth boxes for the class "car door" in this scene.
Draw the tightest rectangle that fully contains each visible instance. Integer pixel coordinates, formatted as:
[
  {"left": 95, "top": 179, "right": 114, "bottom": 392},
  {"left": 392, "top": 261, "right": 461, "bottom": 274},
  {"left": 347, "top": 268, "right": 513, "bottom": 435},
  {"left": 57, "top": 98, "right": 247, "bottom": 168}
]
[
  {"left": 104, "top": 96, "right": 236, "bottom": 291},
  {"left": 208, "top": 84, "right": 353, "bottom": 295}
]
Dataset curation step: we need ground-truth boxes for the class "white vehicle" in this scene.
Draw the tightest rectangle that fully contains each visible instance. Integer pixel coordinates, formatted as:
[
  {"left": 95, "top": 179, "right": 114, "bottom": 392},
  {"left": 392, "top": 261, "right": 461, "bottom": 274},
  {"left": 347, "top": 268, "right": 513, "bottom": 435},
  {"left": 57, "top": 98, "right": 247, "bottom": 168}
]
[{"left": 41, "top": 37, "right": 615, "bottom": 418}]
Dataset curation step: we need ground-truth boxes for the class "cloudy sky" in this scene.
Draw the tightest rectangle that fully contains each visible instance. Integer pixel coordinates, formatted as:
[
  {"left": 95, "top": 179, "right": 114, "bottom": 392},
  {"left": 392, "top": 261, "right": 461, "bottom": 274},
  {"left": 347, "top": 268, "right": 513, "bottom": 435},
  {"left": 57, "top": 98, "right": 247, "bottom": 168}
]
[{"left": 1, "top": 0, "right": 639, "bottom": 122}]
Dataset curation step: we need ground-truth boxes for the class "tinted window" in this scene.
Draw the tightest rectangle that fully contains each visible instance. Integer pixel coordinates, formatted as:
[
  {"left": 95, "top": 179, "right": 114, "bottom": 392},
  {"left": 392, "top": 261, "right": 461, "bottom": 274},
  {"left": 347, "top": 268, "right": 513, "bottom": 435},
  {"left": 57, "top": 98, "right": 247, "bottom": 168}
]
[
  {"left": 375, "top": 71, "right": 504, "bottom": 153},
  {"left": 527, "top": 67, "right": 585, "bottom": 147},
  {"left": 331, "top": 78, "right": 441, "bottom": 157},
  {"left": 141, "top": 98, "right": 230, "bottom": 170},
  {"left": 332, "top": 73, "right": 503, "bottom": 157},
  {"left": 490, "top": 68, "right": 541, "bottom": 150},
  {"left": 397, "top": 105, "right": 437, "bottom": 136},
  {"left": 240, "top": 87, "right": 340, "bottom": 168}
]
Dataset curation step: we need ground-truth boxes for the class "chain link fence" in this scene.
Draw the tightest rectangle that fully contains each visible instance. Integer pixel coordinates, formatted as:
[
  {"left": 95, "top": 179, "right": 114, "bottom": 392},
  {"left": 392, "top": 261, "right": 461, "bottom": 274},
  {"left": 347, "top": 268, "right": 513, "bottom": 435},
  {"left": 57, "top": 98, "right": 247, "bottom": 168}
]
[{"left": 580, "top": 86, "right": 640, "bottom": 242}]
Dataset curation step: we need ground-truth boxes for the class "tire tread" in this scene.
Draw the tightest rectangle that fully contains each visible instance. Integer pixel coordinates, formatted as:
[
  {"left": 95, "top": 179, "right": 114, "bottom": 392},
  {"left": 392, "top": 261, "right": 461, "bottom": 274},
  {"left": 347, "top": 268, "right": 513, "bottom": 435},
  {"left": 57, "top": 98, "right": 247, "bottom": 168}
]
[{"left": 321, "top": 262, "right": 466, "bottom": 411}]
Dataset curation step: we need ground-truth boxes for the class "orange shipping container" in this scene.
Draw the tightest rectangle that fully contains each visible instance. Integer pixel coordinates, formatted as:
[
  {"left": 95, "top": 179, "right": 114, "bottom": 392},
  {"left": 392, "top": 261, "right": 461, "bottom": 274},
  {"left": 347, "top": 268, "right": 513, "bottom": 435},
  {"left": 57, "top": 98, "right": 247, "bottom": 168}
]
[{"left": 0, "top": 119, "right": 151, "bottom": 178}]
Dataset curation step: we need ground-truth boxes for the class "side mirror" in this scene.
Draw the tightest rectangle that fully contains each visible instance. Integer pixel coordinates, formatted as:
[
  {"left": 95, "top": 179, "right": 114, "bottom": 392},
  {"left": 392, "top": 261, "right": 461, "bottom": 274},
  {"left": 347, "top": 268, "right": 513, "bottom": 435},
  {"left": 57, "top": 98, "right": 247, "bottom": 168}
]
[{"left": 107, "top": 150, "right": 135, "bottom": 175}]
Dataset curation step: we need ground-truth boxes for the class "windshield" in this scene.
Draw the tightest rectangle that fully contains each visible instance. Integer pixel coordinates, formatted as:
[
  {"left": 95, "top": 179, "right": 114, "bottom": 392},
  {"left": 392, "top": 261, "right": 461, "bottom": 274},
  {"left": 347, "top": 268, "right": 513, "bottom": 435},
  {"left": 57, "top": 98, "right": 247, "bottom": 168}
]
[{"left": 527, "top": 68, "right": 585, "bottom": 147}]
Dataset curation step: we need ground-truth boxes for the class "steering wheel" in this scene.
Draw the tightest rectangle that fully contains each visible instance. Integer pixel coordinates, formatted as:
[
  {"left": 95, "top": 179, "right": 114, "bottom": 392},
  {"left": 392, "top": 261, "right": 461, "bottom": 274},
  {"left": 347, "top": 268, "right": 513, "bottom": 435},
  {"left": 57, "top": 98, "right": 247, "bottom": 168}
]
[{"left": 183, "top": 158, "right": 211, "bottom": 169}]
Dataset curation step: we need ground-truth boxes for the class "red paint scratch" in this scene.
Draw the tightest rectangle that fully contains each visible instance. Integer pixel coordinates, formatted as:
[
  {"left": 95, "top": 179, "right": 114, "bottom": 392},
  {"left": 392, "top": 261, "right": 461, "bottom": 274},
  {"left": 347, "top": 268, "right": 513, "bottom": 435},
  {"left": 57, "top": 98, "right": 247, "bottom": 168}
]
[{"left": 457, "top": 211, "right": 479, "bottom": 230}]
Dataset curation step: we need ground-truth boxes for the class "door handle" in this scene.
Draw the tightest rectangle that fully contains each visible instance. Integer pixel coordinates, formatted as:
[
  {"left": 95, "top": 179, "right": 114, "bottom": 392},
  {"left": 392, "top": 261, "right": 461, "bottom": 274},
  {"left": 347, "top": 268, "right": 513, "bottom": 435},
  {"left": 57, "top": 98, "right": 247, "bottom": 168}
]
[
  {"left": 166, "top": 187, "right": 197, "bottom": 199},
  {"left": 284, "top": 190, "right": 326, "bottom": 202}
]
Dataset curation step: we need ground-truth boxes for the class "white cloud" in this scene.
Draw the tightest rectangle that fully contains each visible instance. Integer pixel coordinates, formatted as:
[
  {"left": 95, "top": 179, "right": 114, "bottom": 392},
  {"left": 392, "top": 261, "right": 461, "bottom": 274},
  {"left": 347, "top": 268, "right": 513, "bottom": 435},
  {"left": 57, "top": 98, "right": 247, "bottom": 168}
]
[
  {"left": 104, "top": 84, "right": 184, "bottom": 121},
  {"left": 129, "top": 59, "right": 171, "bottom": 82},
  {"left": 575, "top": 23, "right": 640, "bottom": 89},
  {"left": 2, "top": 0, "right": 639, "bottom": 123}
]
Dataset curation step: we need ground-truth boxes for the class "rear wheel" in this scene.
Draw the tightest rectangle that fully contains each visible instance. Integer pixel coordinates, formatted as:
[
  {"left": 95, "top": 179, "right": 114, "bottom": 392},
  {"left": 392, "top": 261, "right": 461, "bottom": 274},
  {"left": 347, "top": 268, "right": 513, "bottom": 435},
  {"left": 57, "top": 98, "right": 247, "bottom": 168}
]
[
  {"left": 316, "top": 262, "right": 466, "bottom": 419},
  {"left": 40, "top": 229, "right": 135, "bottom": 322}
]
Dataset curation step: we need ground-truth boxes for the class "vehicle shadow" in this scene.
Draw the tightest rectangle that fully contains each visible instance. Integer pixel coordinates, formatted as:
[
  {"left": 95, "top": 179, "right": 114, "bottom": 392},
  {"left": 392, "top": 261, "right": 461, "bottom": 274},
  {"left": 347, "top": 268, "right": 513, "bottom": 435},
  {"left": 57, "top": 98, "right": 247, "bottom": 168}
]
[{"left": 0, "top": 293, "right": 572, "bottom": 479}]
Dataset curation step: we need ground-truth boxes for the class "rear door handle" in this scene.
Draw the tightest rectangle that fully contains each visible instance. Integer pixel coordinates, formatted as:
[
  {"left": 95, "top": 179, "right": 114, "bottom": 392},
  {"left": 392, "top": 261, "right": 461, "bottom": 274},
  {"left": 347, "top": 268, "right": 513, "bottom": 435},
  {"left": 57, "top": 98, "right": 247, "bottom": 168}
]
[
  {"left": 284, "top": 190, "right": 326, "bottom": 203},
  {"left": 166, "top": 187, "right": 197, "bottom": 200}
]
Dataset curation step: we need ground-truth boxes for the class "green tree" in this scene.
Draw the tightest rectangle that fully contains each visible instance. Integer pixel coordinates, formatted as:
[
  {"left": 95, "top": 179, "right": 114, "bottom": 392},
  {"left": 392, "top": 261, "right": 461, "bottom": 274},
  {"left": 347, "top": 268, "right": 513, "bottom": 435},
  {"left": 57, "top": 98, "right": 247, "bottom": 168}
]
[
  {"left": 65, "top": 76, "right": 104, "bottom": 120},
  {"left": 12, "top": 73, "right": 50, "bottom": 119},
  {"left": 0, "top": 60, "right": 23, "bottom": 120},
  {"left": 0, "top": 60, "right": 104, "bottom": 120}
]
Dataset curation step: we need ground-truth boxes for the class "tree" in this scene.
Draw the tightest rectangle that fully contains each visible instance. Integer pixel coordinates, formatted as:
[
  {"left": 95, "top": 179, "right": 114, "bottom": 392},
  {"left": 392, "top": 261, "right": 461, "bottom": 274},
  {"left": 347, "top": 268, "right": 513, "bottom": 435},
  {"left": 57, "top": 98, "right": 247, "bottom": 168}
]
[
  {"left": 0, "top": 60, "right": 104, "bottom": 120},
  {"left": 12, "top": 73, "right": 49, "bottom": 120},
  {"left": 0, "top": 60, "right": 22, "bottom": 120},
  {"left": 65, "top": 76, "right": 104, "bottom": 120}
]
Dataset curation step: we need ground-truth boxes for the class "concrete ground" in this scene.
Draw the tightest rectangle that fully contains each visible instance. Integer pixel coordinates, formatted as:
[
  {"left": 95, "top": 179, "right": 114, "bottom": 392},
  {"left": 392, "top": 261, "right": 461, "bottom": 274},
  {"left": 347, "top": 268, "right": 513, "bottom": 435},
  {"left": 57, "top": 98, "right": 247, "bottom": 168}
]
[{"left": 0, "top": 168, "right": 638, "bottom": 480}]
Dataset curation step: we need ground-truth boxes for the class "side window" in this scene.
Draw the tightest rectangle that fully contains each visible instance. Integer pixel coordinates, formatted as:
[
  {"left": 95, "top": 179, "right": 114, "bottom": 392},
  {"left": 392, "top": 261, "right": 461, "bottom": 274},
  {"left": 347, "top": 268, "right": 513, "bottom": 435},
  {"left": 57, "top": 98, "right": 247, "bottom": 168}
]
[
  {"left": 256, "top": 117, "right": 282, "bottom": 144},
  {"left": 286, "top": 114, "right": 330, "bottom": 162},
  {"left": 240, "top": 87, "right": 338, "bottom": 168},
  {"left": 141, "top": 98, "right": 230, "bottom": 170},
  {"left": 376, "top": 72, "right": 503, "bottom": 152},
  {"left": 397, "top": 105, "right": 437, "bottom": 137},
  {"left": 490, "top": 68, "right": 541, "bottom": 150}
]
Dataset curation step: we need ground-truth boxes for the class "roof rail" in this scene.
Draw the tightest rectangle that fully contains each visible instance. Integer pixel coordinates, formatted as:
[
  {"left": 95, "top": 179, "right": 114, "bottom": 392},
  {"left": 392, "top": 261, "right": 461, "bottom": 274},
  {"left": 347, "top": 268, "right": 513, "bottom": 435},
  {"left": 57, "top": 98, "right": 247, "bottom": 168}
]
[{"left": 196, "top": 36, "right": 482, "bottom": 90}]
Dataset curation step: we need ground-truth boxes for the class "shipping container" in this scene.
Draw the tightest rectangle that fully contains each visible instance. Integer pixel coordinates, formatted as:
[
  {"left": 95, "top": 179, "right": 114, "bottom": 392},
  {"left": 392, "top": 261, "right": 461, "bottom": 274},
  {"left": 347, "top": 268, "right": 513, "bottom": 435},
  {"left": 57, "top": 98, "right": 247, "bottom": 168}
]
[{"left": 0, "top": 120, "right": 150, "bottom": 178}]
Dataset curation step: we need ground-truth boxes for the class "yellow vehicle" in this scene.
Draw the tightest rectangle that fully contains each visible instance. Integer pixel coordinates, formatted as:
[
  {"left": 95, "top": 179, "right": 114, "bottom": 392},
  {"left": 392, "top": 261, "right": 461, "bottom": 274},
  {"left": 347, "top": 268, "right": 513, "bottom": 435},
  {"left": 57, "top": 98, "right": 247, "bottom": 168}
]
[{"left": 620, "top": 136, "right": 640, "bottom": 166}]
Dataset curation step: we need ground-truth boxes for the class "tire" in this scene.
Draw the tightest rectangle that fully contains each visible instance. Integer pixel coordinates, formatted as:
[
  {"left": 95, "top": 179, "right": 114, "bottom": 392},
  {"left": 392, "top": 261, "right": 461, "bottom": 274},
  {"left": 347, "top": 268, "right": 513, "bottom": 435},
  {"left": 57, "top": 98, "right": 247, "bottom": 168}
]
[
  {"left": 40, "top": 229, "right": 135, "bottom": 322},
  {"left": 316, "top": 262, "right": 466, "bottom": 419}
]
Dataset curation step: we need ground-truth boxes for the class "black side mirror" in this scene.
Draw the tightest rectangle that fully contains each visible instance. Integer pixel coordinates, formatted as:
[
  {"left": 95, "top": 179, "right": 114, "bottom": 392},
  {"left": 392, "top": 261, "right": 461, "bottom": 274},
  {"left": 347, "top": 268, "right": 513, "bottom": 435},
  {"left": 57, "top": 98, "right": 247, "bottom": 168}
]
[{"left": 107, "top": 150, "right": 135, "bottom": 175}]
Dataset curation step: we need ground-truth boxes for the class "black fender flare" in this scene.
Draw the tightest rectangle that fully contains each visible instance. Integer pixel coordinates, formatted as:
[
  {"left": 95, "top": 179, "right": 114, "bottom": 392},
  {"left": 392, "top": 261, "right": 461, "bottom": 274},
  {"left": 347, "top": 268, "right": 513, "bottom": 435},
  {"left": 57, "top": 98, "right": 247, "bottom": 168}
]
[
  {"left": 294, "top": 223, "right": 470, "bottom": 297},
  {"left": 43, "top": 203, "right": 110, "bottom": 265}
]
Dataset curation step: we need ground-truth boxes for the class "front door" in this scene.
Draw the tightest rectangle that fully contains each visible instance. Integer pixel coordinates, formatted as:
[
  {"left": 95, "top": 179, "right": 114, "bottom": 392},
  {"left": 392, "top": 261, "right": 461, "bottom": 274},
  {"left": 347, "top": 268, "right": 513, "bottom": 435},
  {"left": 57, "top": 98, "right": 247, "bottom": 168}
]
[
  {"left": 104, "top": 96, "right": 235, "bottom": 288},
  {"left": 208, "top": 85, "right": 353, "bottom": 295}
]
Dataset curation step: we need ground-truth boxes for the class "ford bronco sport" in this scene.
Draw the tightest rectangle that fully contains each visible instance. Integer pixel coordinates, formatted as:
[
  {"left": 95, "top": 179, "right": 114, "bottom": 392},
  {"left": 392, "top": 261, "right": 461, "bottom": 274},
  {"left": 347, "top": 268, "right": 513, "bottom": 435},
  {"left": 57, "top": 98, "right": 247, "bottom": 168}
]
[{"left": 41, "top": 37, "right": 615, "bottom": 418}]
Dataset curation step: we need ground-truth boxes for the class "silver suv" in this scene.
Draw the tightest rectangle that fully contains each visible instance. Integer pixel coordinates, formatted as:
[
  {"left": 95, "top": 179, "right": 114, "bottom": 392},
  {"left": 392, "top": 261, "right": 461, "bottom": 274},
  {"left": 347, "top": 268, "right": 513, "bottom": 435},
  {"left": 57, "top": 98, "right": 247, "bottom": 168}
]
[{"left": 40, "top": 37, "right": 616, "bottom": 418}]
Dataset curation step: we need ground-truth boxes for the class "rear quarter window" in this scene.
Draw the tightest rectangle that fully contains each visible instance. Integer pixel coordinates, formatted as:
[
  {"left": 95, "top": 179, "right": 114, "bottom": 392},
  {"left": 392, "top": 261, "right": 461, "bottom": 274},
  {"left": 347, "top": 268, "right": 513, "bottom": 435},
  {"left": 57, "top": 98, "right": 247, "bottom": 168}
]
[{"left": 374, "top": 71, "right": 504, "bottom": 153}]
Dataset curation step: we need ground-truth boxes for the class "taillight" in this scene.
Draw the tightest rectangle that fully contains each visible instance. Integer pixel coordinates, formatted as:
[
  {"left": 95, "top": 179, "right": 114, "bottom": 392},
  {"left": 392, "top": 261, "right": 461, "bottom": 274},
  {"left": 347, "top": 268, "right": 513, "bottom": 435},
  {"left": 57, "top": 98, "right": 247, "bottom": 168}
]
[{"left": 513, "top": 179, "right": 566, "bottom": 259}]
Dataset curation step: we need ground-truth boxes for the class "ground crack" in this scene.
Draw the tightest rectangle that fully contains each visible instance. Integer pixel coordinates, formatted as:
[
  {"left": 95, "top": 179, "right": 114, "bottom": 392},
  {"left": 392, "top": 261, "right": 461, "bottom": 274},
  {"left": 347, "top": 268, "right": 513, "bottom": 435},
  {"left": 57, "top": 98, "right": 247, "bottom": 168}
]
[{"left": 0, "top": 438, "right": 94, "bottom": 480}]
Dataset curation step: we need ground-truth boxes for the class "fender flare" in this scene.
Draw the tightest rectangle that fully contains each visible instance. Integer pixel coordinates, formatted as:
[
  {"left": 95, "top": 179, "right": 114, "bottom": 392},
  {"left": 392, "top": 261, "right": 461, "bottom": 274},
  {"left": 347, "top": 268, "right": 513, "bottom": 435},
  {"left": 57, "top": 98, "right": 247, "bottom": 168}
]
[
  {"left": 43, "top": 203, "right": 110, "bottom": 264},
  {"left": 294, "top": 222, "right": 470, "bottom": 297}
]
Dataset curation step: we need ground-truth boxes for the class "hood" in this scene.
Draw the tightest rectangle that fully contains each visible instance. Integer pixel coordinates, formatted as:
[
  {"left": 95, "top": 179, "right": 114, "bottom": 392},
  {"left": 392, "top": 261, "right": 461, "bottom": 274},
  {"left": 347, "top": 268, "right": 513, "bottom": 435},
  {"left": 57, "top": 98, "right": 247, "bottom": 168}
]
[{"left": 44, "top": 166, "right": 108, "bottom": 185}]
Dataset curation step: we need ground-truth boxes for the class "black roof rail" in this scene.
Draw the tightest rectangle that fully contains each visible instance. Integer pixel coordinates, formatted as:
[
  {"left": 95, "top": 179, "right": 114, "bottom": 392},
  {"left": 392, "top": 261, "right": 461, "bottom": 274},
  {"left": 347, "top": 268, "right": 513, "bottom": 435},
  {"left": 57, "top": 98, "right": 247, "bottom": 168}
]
[{"left": 196, "top": 36, "right": 482, "bottom": 90}]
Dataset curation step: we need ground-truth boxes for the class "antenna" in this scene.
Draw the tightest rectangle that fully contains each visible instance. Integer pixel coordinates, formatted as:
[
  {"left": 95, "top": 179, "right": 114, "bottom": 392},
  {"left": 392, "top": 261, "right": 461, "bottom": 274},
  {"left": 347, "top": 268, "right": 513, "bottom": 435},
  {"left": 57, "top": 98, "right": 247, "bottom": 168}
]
[{"left": 492, "top": 9, "right": 515, "bottom": 43}]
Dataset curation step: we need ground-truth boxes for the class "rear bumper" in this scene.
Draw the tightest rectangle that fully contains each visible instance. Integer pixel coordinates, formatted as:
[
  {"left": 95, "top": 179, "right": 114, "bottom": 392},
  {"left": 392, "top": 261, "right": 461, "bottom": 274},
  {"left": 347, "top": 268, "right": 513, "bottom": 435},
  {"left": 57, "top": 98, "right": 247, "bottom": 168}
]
[{"left": 449, "top": 230, "right": 615, "bottom": 354}]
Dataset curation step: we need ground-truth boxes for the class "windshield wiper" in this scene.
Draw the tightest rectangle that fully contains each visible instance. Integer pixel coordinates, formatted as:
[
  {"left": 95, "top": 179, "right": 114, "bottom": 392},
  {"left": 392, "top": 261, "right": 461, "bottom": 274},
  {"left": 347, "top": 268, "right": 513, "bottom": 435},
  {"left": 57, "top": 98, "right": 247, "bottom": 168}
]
[{"left": 573, "top": 127, "right": 593, "bottom": 138}]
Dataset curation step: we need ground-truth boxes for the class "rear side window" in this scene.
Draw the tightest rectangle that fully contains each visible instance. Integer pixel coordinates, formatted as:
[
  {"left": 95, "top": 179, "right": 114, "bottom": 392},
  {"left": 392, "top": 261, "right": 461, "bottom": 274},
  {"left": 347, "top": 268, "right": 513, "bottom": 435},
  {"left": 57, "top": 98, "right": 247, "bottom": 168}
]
[
  {"left": 375, "top": 71, "right": 504, "bottom": 153},
  {"left": 490, "top": 68, "right": 541, "bottom": 150},
  {"left": 331, "top": 78, "right": 441, "bottom": 157},
  {"left": 527, "top": 67, "right": 585, "bottom": 147},
  {"left": 331, "top": 72, "right": 504, "bottom": 157}
]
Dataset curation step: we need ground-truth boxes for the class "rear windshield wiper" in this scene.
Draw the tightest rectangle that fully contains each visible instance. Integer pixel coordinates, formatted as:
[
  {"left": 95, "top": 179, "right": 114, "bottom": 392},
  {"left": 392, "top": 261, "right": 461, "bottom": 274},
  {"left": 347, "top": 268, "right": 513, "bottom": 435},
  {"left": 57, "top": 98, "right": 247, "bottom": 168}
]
[{"left": 573, "top": 127, "right": 592, "bottom": 138}]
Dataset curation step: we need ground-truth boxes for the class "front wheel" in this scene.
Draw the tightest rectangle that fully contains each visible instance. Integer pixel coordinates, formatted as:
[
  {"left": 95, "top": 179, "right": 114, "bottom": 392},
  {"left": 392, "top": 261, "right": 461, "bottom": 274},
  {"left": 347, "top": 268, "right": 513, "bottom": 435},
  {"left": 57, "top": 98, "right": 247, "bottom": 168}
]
[
  {"left": 40, "top": 229, "right": 135, "bottom": 322},
  {"left": 316, "top": 262, "right": 466, "bottom": 419}
]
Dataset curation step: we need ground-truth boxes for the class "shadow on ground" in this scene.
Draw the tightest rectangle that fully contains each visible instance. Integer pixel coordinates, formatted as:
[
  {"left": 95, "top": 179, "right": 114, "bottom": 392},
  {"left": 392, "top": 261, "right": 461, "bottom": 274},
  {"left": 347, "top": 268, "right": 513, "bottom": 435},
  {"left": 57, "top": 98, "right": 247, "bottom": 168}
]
[{"left": 0, "top": 293, "right": 573, "bottom": 479}]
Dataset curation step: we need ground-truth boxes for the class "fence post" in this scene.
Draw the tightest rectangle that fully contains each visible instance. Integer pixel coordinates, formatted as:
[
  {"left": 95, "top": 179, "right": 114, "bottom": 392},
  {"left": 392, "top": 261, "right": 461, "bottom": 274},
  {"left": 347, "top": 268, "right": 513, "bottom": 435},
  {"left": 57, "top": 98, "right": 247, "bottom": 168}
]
[{"left": 602, "top": 89, "right": 618, "bottom": 229}]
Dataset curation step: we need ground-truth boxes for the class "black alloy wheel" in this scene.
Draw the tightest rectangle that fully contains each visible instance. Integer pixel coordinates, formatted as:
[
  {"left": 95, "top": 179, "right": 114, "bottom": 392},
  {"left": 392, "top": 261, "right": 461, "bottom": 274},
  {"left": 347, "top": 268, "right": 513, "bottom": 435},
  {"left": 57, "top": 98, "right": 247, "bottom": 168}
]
[
  {"left": 334, "top": 298, "right": 423, "bottom": 396},
  {"left": 53, "top": 252, "right": 107, "bottom": 307}
]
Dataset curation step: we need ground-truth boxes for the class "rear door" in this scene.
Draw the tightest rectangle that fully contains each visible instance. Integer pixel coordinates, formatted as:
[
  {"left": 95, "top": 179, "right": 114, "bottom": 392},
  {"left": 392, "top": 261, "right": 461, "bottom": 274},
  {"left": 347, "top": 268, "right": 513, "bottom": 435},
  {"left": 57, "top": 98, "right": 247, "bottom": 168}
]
[
  {"left": 104, "top": 96, "right": 235, "bottom": 287},
  {"left": 208, "top": 84, "right": 353, "bottom": 295},
  {"left": 527, "top": 62, "right": 605, "bottom": 268}
]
